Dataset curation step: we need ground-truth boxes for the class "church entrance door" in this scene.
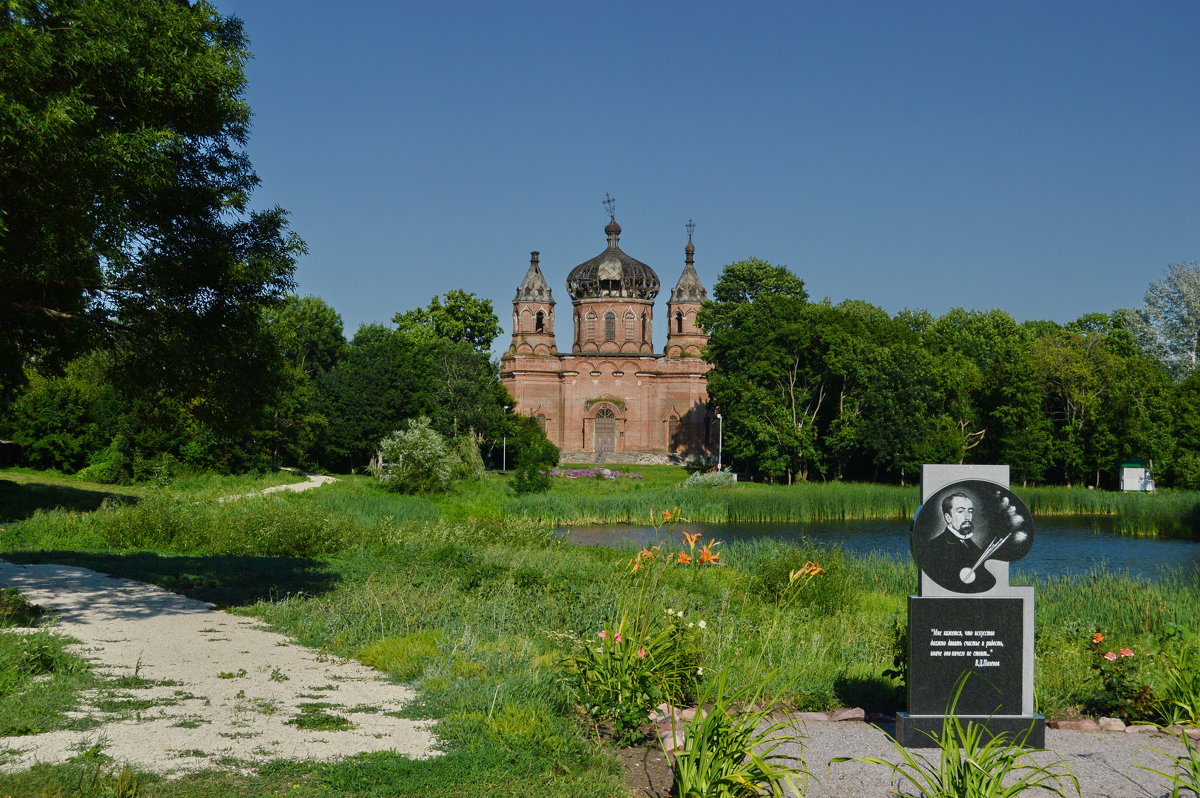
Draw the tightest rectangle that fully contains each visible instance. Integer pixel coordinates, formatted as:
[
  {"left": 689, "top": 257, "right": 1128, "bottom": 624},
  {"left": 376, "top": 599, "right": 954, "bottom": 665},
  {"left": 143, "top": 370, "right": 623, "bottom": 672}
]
[{"left": 594, "top": 408, "right": 616, "bottom": 453}]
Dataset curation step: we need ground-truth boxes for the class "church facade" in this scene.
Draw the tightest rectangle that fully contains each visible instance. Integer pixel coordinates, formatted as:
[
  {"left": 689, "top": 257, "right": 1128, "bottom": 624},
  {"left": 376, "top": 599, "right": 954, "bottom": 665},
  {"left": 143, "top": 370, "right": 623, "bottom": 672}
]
[{"left": 500, "top": 215, "right": 715, "bottom": 464}]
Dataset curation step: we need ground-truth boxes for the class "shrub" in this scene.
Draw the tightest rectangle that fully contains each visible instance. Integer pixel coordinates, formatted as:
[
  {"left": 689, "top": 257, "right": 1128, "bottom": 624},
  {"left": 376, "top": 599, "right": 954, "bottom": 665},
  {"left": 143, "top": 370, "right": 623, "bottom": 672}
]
[
  {"left": 512, "top": 465, "right": 552, "bottom": 494},
  {"left": 1086, "top": 632, "right": 1156, "bottom": 722},
  {"left": 672, "top": 671, "right": 807, "bottom": 798},
  {"left": 376, "top": 417, "right": 454, "bottom": 494},
  {"left": 449, "top": 435, "right": 486, "bottom": 482},
  {"left": 683, "top": 470, "right": 736, "bottom": 489}
]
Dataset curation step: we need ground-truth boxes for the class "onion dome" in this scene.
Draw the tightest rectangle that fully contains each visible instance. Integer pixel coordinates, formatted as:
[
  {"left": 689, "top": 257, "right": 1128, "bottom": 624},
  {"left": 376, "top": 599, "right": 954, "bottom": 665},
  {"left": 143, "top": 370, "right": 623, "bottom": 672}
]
[
  {"left": 515, "top": 251, "right": 554, "bottom": 303},
  {"left": 566, "top": 216, "right": 660, "bottom": 300}
]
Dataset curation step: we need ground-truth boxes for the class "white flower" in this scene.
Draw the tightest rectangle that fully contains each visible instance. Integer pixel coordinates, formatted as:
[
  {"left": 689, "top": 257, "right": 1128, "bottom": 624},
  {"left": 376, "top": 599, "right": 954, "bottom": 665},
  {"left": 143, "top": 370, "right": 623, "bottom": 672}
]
[
  {"left": 696, "top": 667, "right": 704, "bottom": 676},
  {"left": 697, "top": 620, "right": 707, "bottom": 629},
  {"left": 688, "top": 622, "right": 694, "bottom": 628},
  {"left": 665, "top": 607, "right": 675, "bottom": 615}
]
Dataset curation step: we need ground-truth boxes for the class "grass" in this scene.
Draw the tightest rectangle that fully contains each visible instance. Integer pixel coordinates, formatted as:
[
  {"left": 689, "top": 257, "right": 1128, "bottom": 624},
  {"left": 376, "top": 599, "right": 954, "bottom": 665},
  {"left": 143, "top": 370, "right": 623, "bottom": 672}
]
[{"left": 0, "top": 468, "right": 1197, "bottom": 796}]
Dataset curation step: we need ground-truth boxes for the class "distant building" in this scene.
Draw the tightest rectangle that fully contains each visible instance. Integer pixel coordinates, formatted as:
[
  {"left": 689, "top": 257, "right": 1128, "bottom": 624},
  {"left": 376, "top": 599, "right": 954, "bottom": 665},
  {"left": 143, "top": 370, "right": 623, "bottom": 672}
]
[
  {"left": 1119, "top": 458, "right": 1154, "bottom": 492},
  {"left": 500, "top": 213, "right": 715, "bottom": 464}
]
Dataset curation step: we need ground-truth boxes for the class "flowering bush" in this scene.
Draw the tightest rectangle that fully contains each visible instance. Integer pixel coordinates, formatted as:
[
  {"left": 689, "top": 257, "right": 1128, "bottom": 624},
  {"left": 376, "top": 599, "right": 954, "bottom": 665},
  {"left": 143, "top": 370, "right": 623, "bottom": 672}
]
[
  {"left": 544, "top": 467, "right": 643, "bottom": 479},
  {"left": 556, "top": 608, "right": 705, "bottom": 746},
  {"left": 1087, "top": 632, "right": 1156, "bottom": 721}
]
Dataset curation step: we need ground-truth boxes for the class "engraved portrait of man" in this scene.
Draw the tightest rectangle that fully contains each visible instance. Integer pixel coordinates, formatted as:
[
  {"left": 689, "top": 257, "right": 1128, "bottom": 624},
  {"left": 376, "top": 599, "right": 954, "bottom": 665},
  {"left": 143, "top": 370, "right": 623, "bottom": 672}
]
[{"left": 912, "top": 482, "right": 1035, "bottom": 594}]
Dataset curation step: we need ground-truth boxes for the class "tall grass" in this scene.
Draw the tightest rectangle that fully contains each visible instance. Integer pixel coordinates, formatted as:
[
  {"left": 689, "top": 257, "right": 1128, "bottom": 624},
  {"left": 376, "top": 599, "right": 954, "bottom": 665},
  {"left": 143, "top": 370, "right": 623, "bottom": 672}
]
[{"left": 507, "top": 481, "right": 918, "bottom": 524}]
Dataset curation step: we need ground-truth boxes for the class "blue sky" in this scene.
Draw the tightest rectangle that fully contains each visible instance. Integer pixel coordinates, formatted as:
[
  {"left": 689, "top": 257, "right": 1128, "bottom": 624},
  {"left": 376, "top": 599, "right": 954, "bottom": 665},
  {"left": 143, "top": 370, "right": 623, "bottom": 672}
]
[{"left": 216, "top": 1, "right": 1199, "bottom": 350}]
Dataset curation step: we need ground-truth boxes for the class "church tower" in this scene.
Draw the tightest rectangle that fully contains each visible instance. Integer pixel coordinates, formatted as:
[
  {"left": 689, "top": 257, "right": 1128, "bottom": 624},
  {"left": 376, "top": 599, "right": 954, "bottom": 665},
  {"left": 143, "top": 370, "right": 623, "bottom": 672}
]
[
  {"left": 565, "top": 201, "right": 659, "bottom": 354},
  {"left": 665, "top": 221, "right": 708, "bottom": 357},
  {"left": 508, "top": 251, "right": 557, "bottom": 355}
]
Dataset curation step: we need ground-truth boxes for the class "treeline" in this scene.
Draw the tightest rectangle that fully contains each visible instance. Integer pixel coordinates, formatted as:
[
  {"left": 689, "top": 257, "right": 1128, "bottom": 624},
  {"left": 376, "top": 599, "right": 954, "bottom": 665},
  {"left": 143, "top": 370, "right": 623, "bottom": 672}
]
[
  {"left": 701, "top": 259, "right": 1198, "bottom": 489},
  {"left": 2, "top": 292, "right": 551, "bottom": 480},
  {"left": 0, "top": 0, "right": 548, "bottom": 483}
]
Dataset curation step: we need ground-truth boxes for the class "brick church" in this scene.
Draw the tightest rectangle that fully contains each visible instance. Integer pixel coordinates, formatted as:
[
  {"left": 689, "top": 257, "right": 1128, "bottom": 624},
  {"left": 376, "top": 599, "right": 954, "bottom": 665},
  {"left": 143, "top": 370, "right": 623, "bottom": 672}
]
[{"left": 500, "top": 211, "right": 716, "bottom": 464}]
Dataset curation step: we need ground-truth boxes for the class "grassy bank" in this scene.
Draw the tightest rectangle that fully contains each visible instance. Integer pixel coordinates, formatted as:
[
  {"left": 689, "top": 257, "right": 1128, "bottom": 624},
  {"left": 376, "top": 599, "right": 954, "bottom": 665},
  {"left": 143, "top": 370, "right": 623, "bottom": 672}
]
[{"left": 1, "top": 479, "right": 1198, "bottom": 796}]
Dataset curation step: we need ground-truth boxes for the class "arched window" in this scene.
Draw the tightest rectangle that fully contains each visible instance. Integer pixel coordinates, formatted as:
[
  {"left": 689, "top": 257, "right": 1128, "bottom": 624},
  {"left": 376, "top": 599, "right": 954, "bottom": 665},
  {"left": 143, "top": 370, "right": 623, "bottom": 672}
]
[
  {"left": 586, "top": 313, "right": 596, "bottom": 341},
  {"left": 536, "top": 414, "right": 546, "bottom": 431},
  {"left": 535, "top": 310, "right": 545, "bottom": 333},
  {"left": 624, "top": 313, "right": 635, "bottom": 340},
  {"left": 668, "top": 415, "right": 679, "bottom": 450},
  {"left": 675, "top": 312, "right": 684, "bottom": 334},
  {"left": 604, "top": 312, "right": 616, "bottom": 340}
]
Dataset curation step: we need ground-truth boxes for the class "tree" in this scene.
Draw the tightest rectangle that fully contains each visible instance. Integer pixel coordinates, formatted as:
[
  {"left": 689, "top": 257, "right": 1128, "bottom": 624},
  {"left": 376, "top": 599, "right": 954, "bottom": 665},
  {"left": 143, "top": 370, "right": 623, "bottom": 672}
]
[
  {"left": 261, "top": 296, "right": 346, "bottom": 466},
  {"left": 1126, "top": 262, "right": 1200, "bottom": 380},
  {"left": 0, "top": 0, "right": 303, "bottom": 408},
  {"left": 392, "top": 290, "right": 503, "bottom": 351}
]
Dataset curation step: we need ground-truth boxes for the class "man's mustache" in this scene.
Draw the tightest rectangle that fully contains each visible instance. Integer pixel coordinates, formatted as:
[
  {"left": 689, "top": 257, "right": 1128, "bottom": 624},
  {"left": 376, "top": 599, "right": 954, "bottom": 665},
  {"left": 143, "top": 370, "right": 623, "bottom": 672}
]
[{"left": 959, "top": 520, "right": 974, "bottom": 534}]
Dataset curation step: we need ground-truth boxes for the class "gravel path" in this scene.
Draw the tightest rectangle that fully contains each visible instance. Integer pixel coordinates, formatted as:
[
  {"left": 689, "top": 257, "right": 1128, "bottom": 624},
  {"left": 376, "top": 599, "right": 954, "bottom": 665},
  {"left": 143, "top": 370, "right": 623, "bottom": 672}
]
[
  {"left": 0, "top": 560, "right": 438, "bottom": 777},
  {"left": 783, "top": 717, "right": 1191, "bottom": 797}
]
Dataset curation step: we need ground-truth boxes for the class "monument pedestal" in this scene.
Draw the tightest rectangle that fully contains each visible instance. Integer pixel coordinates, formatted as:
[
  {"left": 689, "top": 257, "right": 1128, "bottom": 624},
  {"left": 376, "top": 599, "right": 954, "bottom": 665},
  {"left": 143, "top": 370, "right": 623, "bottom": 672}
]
[
  {"left": 896, "top": 713, "right": 1045, "bottom": 748},
  {"left": 900, "top": 465, "right": 1044, "bottom": 749}
]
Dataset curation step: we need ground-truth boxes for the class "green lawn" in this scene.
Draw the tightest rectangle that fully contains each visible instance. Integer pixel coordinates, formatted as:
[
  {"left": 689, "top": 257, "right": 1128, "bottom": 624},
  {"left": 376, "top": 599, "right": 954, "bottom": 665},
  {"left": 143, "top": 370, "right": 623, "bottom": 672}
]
[{"left": 0, "top": 469, "right": 1196, "bottom": 797}]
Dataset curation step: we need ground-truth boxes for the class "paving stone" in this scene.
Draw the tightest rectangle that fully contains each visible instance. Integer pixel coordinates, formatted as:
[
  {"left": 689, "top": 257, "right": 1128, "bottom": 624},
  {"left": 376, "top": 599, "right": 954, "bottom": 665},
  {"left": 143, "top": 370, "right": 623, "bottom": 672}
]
[
  {"left": 830, "top": 707, "right": 866, "bottom": 722},
  {"left": 1098, "top": 717, "right": 1126, "bottom": 732},
  {"left": 1048, "top": 719, "right": 1101, "bottom": 732}
]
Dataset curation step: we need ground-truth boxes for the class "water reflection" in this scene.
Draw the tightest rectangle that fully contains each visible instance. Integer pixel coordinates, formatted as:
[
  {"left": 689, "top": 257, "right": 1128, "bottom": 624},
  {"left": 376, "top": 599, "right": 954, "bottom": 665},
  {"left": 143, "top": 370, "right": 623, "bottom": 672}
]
[{"left": 557, "top": 518, "right": 1200, "bottom": 582}]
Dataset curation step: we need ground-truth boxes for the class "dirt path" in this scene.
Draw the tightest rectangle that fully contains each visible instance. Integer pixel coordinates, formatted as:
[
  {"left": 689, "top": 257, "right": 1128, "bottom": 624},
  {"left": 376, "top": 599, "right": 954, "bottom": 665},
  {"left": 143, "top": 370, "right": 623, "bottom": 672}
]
[{"left": 0, "top": 560, "right": 438, "bottom": 776}]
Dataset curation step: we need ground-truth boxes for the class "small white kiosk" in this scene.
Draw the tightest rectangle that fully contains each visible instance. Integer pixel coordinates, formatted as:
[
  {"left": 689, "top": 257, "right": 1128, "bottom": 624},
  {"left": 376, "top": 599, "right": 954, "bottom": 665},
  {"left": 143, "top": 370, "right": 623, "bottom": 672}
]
[{"left": 1119, "top": 458, "right": 1154, "bottom": 492}]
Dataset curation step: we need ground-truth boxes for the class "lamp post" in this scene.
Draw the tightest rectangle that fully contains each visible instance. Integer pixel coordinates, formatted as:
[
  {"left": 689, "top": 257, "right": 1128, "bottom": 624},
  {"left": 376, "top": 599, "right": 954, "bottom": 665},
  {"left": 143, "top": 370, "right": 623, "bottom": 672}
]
[{"left": 716, "top": 413, "right": 723, "bottom": 470}]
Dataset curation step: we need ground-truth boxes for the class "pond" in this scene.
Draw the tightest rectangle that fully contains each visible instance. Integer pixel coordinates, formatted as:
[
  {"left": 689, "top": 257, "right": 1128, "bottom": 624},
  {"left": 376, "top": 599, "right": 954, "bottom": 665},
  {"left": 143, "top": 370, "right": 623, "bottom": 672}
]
[{"left": 557, "top": 517, "right": 1200, "bottom": 583}]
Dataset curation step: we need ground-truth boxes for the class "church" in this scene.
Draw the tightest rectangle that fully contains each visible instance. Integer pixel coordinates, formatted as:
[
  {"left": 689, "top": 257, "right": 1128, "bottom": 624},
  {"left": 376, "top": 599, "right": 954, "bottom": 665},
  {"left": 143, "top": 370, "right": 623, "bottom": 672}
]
[{"left": 500, "top": 210, "right": 716, "bottom": 464}]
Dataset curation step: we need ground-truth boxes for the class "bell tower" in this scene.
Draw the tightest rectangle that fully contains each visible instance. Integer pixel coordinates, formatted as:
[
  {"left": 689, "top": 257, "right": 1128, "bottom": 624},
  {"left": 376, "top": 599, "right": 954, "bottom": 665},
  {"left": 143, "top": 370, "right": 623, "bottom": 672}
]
[
  {"left": 508, "top": 251, "right": 557, "bottom": 355},
  {"left": 665, "top": 220, "right": 708, "bottom": 357}
]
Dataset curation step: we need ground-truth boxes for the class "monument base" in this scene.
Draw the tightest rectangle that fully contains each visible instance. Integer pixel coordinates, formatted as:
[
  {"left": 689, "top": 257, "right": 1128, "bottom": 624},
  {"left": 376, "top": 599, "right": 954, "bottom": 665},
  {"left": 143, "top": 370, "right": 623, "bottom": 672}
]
[{"left": 896, "top": 712, "right": 1045, "bottom": 748}]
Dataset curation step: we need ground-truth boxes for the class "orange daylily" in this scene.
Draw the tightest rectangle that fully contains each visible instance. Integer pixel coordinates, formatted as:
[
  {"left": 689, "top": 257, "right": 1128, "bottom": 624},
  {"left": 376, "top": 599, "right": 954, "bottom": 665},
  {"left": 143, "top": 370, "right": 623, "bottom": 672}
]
[
  {"left": 662, "top": 509, "right": 673, "bottom": 522},
  {"left": 682, "top": 531, "right": 701, "bottom": 547},
  {"left": 698, "top": 541, "right": 721, "bottom": 565},
  {"left": 676, "top": 552, "right": 693, "bottom": 565},
  {"left": 1092, "top": 632, "right": 1105, "bottom": 644}
]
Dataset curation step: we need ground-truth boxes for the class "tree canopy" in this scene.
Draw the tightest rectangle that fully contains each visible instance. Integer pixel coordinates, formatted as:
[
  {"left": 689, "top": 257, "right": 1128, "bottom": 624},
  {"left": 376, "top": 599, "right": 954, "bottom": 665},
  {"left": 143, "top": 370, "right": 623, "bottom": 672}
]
[{"left": 1, "top": 0, "right": 303, "bottom": 404}]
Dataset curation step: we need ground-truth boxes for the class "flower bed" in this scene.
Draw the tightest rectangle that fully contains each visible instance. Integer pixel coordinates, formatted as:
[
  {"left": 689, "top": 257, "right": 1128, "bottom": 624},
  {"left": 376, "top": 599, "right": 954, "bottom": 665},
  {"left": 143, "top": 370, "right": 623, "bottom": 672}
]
[{"left": 544, "top": 468, "right": 643, "bottom": 480}]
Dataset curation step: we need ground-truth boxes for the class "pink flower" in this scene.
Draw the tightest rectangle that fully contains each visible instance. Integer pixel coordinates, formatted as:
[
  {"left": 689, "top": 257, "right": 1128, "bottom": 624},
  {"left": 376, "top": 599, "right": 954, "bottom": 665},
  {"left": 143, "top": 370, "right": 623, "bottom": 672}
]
[
  {"left": 636, "top": 648, "right": 647, "bottom": 658},
  {"left": 1119, "top": 648, "right": 1134, "bottom": 658},
  {"left": 598, "top": 630, "right": 607, "bottom": 639},
  {"left": 613, "top": 633, "right": 624, "bottom": 643},
  {"left": 1103, "top": 651, "right": 1117, "bottom": 661}
]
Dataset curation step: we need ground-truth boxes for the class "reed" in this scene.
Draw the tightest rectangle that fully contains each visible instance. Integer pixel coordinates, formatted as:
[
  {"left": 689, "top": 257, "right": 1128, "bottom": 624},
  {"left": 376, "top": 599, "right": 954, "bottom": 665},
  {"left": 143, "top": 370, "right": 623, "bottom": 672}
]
[{"left": 505, "top": 481, "right": 919, "bottom": 524}]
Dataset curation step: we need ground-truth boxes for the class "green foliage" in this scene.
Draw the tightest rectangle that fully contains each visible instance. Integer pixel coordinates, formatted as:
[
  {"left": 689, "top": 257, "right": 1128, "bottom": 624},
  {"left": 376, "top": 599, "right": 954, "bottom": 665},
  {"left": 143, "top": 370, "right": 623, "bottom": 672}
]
[
  {"left": 512, "top": 466, "right": 553, "bottom": 495},
  {"left": 0, "top": 588, "right": 43, "bottom": 627},
  {"left": 356, "top": 631, "right": 444, "bottom": 680},
  {"left": 1, "top": 0, "right": 303, "bottom": 435},
  {"left": 1155, "top": 633, "right": 1200, "bottom": 727},
  {"left": 558, "top": 605, "right": 704, "bottom": 747},
  {"left": 1085, "top": 633, "right": 1156, "bottom": 722},
  {"left": 672, "top": 671, "right": 807, "bottom": 798},
  {"left": 449, "top": 436, "right": 486, "bottom": 483},
  {"left": 0, "top": 628, "right": 94, "bottom": 737},
  {"left": 377, "top": 417, "right": 455, "bottom": 494},
  {"left": 683, "top": 470, "right": 736, "bottom": 489},
  {"left": 393, "top": 289, "right": 503, "bottom": 351}
]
